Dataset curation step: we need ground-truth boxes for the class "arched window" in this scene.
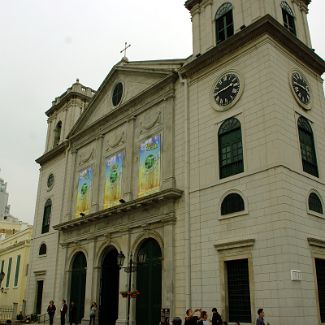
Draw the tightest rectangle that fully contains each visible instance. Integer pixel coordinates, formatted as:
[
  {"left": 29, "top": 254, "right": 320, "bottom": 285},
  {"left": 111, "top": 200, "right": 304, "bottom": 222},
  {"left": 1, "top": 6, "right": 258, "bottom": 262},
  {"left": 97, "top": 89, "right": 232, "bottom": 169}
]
[
  {"left": 215, "top": 3, "right": 234, "bottom": 44},
  {"left": 281, "top": 1, "right": 296, "bottom": 35},
  {"left": 41, "top": 199, "right": 52, "bottom": 234},
  {"left": 221, "top": 193, "right": 245, "bottom": 215},
  {"left": 309, "top": 193, "right": 323, "bottom": 214},
  {"left": 297, "top": 117, "right": 318, "bottom": 177},
  {"left": 53, "top": 121, "right": 62, "bottom": 147},
  {"left": 39, "top": 243, "right": 47, "bottom": 256},
  {"left": 218, "top": 117, "right": 244, "bottom": 179}
]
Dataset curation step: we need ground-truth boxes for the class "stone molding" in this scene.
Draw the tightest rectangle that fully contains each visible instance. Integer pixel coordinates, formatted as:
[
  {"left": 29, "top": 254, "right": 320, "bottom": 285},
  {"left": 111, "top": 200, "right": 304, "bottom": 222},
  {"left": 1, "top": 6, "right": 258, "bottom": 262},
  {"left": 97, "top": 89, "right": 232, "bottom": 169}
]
[
  {"left": 36, "top": 141, "right": 68, "bottom": 166},
  {"left": 307, "top": 237, "right": 325, "bottom": 249},
  {"left": 53, "top": 188, "right": 182, "bottom": 232},
  {"left": 179, "top": 15, "right": 325, "bottom": 78},
  {"left": 214, "top": 238, "right": 255, "bottom": 251}
]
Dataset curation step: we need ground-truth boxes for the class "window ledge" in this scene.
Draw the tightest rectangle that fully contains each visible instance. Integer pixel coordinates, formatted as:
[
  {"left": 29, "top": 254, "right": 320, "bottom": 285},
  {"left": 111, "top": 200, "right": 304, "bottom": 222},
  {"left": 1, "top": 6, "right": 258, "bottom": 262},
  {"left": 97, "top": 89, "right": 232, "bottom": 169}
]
[
  {"left": 219, "top": 210, "right": 248, "bottom": 220},
  {"left": 39, "top": 254, "right": 47, "bottom": 258},
  {"left": 307, "top": 210, "right": 324, "bottom": 220}
]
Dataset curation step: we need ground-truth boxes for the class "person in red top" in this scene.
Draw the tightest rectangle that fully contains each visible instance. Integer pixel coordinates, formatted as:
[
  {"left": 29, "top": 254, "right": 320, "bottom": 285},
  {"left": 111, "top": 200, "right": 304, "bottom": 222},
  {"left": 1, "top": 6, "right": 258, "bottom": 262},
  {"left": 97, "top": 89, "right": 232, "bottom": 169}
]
[
  {"left": 60, "top": 299, "right": 68, "bottom": 325},
  {"left": 47, "top": 300, "right": 56, "bottom": 325}
]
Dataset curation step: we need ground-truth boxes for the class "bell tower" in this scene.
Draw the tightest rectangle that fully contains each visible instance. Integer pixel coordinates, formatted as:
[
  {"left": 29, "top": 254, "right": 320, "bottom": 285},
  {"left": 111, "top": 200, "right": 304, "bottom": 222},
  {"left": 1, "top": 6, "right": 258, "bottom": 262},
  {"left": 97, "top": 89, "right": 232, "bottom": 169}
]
[
  {"left": 44, "top": 80, "right": 95, "bottom": 153},
  {"left": 185, "top": 0, "right": 312, "bottom": 57}
]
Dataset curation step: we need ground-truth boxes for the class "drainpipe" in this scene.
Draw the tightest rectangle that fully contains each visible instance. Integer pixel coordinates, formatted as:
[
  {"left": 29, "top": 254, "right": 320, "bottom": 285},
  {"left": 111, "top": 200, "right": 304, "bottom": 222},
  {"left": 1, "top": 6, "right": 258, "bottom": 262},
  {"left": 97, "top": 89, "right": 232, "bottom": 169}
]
[{"left": 178, "top": 72, "right": 191, "bottom": 309}]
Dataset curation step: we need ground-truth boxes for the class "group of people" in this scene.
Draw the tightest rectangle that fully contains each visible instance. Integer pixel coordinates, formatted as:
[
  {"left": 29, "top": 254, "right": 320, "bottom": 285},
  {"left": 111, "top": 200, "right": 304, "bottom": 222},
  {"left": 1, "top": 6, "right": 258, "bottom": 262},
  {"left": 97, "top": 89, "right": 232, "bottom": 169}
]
[
  {"left": 171, "top": 307, "right": 267, "bottom": 325},
  {"left": 47, "top": 300, "right": 97, "bottom": 325},
  {"left": 183, "top": 308, "right": 223, "bottom": 325}
]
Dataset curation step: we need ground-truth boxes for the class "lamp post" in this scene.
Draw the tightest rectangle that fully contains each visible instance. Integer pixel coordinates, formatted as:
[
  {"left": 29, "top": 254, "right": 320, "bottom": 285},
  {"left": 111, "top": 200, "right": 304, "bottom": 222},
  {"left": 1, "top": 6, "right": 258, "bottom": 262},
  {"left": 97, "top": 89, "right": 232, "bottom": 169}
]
[
  {"left": 0, "top": 271, "right": 5, "bottom": 293},
  {"left": 0, "top": 271, "right": 5, "bottom": 287},
  {"left": 117, "top": 251, "right": 146, "bottom": 325}
]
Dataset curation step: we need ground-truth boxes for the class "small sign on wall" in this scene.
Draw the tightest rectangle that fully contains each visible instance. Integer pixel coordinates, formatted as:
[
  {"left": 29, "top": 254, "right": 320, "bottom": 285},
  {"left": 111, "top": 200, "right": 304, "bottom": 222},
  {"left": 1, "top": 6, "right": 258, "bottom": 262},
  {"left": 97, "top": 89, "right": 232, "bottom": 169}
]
[
  {"left": 291, "top": 269, "right": 302, "bottom": 281},
  {"left": 160, "top": 308, "right": 170, "bottom": 325}
]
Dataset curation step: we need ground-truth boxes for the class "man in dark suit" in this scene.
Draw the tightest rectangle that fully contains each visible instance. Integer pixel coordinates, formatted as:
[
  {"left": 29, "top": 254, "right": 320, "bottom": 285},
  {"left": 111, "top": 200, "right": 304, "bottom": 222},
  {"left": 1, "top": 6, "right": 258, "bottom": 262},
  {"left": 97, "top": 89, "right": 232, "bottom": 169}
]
[{"left": 60, "top": 299, "right": 68, "bottom": 325}]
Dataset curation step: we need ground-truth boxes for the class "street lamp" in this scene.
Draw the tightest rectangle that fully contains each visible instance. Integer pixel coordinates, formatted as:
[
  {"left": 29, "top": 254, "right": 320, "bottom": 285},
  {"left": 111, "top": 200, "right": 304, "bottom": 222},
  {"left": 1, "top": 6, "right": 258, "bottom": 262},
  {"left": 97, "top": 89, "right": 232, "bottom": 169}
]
[
  {"left": 0, "top": 271, "right": 5, "bottom": 286},
  {"left": 0, "top": 271, "right": 5, "bottom": 293},
  {"left": 117, "top": 251, "right": 146, "bottom": 325}
]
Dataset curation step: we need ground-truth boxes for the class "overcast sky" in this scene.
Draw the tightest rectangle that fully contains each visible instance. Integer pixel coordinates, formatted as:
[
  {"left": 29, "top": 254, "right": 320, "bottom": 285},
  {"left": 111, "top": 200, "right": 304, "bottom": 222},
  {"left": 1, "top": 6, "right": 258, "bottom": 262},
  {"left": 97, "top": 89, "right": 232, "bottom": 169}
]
[{"left": 0, "top": 1, "right": 324, "bottom": 225}]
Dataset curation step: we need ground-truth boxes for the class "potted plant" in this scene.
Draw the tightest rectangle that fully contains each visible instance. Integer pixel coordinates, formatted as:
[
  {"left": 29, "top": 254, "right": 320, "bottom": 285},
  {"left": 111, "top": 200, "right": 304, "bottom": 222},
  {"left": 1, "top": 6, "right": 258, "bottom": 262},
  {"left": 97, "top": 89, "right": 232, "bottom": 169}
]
[{"left": 130, "top": 290, "right": 140, "bottom": 298}]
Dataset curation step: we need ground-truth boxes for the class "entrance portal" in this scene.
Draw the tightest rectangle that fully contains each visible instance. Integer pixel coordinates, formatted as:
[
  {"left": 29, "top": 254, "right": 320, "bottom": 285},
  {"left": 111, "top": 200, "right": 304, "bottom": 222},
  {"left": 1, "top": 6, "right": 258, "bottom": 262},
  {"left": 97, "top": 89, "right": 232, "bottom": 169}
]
[
  {"left": 99, "top": 248, "right": 119, "bottom": 325},
  {"left": 70, "top": 252, "right": 87, "bottom": 323},
  {"left": 136, "top": 238, "right": 162, "bottom": 325}
]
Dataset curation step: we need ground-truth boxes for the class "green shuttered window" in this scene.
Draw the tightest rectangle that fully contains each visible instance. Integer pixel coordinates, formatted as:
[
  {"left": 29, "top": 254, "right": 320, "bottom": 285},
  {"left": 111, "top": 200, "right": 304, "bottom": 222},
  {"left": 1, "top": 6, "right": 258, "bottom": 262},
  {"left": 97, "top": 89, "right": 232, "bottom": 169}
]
[
  {"left": 6, "top": 257, "right": 12, "bottom": 287},
  {"left": 14, "top": 255, "right": 21, "bottom": 287}
]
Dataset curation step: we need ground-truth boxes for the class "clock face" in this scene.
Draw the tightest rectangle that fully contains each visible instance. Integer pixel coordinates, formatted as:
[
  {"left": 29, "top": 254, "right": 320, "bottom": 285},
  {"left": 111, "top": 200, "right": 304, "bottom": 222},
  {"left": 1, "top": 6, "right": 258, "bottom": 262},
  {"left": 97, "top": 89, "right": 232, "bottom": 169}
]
[
  {"left": 291, "top": 71, "right": 311, "bottom": 105},
  {"left": 214, "top": 73, "right": 240, "bottom": 107}
]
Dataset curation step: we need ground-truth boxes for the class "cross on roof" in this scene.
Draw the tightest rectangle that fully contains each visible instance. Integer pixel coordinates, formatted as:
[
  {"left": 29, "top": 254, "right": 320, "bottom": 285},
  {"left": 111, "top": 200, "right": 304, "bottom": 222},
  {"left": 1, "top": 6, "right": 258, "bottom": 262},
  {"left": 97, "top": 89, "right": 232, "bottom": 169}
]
[{"left": 120, "top": 42, "right": 131, "bottom": 58}]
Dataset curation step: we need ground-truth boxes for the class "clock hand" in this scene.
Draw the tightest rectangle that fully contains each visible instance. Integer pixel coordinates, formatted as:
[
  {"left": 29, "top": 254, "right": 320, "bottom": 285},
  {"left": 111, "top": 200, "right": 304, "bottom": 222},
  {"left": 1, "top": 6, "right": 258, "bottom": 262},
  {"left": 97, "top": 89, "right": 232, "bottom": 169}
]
[
  {"left": 215, "top": 83, "right": 233, "bottom": 97},
  {"left": 293, "top": 81, "right": 309, "bottom": 92}
]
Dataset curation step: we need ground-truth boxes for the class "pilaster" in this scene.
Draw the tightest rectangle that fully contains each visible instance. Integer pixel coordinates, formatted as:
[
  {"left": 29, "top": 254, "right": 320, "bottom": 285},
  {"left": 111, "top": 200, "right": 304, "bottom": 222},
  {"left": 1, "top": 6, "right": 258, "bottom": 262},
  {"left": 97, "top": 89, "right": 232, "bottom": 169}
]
[
  {"left": 64, "top": 149, "right": 78, "bottom": 220},
  {"left": 162, "top": 217, "right": 175, "bottom": 318},
  {"left": 161, "top": 96, "right": 176, "bottom": 190},
  {"left": 90, "top": 135, "right": 104, "bottom": 213},
  {"left": 80, "top": 240, "right": 96, "bottom": 325},
  {"left": 124, "top": 117, "right": 136, "bottom": 201}
]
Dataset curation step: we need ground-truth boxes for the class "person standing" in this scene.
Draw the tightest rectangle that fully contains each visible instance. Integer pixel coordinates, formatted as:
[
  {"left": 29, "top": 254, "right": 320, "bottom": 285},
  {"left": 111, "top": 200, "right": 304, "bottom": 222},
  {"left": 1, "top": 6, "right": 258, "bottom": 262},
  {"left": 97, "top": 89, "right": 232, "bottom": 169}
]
[
  {"left": 47, "top": 300, "right": 56, "bottom": 325},
  {"left": 69, "top": 301, "right": 78, "bottom": 325},
  {"left": 60, "top": 299, "right": 68, "bottom": 325},
  {"left": 173, "top": 317, "right": 182, "bottom": 325},
  {"left": 184, "top": 309, "right": 196, "bottom": 325},
  {"left": 256, "top": 308, "right": 265, "bottom": 325},
  {"left": 89, "top": 302, "right": 97, "bottom": 325},
  {"left": 211, "top": 308, "right": 222, "bottom": 325},
  {"left": 198, "top": 310, "right": 209, "bottom": 325}
]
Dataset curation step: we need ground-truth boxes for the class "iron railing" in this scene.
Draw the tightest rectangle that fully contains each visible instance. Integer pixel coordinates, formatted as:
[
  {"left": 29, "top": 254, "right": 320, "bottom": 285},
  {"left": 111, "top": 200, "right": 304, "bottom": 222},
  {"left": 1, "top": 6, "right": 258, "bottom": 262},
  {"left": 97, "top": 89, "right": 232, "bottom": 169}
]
[{"left": 0, "top": 306, "right": 13, "bottom": 321}]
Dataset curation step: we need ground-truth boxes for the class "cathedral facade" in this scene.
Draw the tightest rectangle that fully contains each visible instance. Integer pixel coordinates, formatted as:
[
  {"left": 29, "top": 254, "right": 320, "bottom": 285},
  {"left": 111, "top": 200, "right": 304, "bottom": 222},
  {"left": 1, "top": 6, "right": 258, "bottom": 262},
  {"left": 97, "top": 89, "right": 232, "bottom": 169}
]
[{"left": 26, "top": 1, "right": 325, "bottom": 325}]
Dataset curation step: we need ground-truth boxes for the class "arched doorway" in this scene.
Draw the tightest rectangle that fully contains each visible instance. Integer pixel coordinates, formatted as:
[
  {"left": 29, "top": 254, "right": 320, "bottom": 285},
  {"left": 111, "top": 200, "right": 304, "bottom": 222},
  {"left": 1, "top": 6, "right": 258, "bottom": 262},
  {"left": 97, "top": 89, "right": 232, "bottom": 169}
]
[
  {"left": 99, "top": 247, "right": 120, "bottom": 325},
  {"left": 136, "top": 238, "right": 162, "bottom": 325},
  {"left": 70, "top": 252, "right": 87, "bottom": 323}
]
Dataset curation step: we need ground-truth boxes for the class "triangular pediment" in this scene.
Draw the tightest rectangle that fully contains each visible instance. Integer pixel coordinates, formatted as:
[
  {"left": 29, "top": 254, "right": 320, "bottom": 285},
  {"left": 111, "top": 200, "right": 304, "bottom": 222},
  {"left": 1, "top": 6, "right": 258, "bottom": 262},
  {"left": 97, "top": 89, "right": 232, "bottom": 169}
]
[{"left": 69, "top": 58, "right": 185, "bottom": 137}]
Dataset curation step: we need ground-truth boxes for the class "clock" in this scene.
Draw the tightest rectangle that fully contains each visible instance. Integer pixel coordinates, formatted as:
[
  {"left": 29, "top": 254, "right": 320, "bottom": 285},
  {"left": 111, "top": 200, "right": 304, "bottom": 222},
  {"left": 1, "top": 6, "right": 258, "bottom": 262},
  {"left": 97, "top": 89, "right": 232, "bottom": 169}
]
[
  {"left": 214, "top": 72, "right": 241, "bottom": 107},
  {"left": 291, "top": 71, "right": 311, "bottom": 107}
]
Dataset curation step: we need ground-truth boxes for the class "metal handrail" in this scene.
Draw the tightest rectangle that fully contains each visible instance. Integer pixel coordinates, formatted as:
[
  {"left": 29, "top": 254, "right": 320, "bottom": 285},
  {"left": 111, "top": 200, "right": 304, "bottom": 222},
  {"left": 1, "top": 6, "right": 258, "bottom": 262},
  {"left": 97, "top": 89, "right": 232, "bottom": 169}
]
[{"left": 37, "top": 313, "right": 48, "bottom": 324}]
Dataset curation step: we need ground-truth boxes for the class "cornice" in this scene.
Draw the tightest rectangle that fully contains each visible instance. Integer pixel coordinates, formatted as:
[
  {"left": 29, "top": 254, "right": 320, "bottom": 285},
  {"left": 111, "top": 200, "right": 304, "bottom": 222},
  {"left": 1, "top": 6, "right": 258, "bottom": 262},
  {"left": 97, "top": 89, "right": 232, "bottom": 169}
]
[
  {"left": 214, "top": 238, "right": 255, "bottom": 251},
  {"left": 53, "top": 188, "right": 183, "bottom": 231},
  {"left": 0, "top": 239, "right": 31, "bottom": 254},
  {"left": 185, "top": 0, "right": 201, "bottom": 11},
  {"left": 179, "top": 14, "right": 324, "bottom": 78},
  {"left": 185, "top": 0, "right": 310, "bottom": 11},
  {"left": 69, "top": 73, "right": 177, "bottom": 143},
  {"left": 60, "top": 213, "right": 177, "bottom": 246},
  {"left": 46, "top": 91, "right": 93, "bottom": 117},
  {"left": 308, "top": 237, "right": 325, "bottom": 249},
  {"left": 36, "top": 141, "right": 68, "bottom": 166}
]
